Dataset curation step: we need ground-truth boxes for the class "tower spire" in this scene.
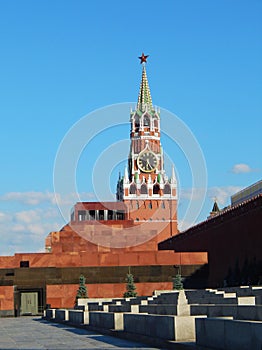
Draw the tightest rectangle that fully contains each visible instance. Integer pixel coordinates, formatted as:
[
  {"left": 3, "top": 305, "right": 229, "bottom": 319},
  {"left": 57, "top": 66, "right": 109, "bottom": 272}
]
[{"left": 137, "top": 54, "right": 153, "bottom": 112}]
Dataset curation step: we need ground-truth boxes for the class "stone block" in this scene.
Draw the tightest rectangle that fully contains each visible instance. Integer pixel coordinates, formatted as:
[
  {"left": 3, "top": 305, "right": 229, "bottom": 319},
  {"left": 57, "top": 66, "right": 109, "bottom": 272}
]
[
  {"left": 237, "top": 305, "right": 258, "bottom": 320},
  {"left": 238, "top": 296, "right": 255, "bottom": 305},
  {"left": 55, "top": 309, "right": 69, "bottom": 321},
  {"left": 226, "top": 319, "right": 262, "bottom": 350},
  {"left": 196, "top": 317, "right": 232, "bottom": 349},
  {"left": 139, "top": 304, "right": 178, "bottom": 315},
  {"left": 196, "top": 318, "right": 262, "bottom": 350},
  {"left": 175, "top": 316, "right": 199, "bottom": 341},
  {"left": 223, "top": 292, "right": 237, "bottom": 298},
  {"left": 124, "top": 313, "right": 174, "bottom": 340},
  {"left": 109, "top": 304, "right": 131, "bottom": 313},
  {"left": 45, "top": 309, "right": 55, "bottom": 319},
  {"left": 131, "top": 304, "right": 139, "bottom": 313},
  {"left": 124, "top": 313, "right": 205, "bottom": 341},
  {"left": 68, "top": 310, "right": 89, "bottom": 324},
  {"left": 103, "top": 304, "right": 109, "bottom": 312},
  {"left": 252, "top": 321, "right": 262, "bottom": 349},
  {"left": 156, "top": 291, "right": 179, "bottom": 304},
  {"left": 256, "top": 305, "right": 262, "bottom": 321},
  {"left": 190, "top": 305, "right": 208, "bottom": 316},
  {"left": 191, "top": 304, "right": 262, "bottom": 321},
  {"left": 89, "top": 311, "right": 123, "bottom": 330}
]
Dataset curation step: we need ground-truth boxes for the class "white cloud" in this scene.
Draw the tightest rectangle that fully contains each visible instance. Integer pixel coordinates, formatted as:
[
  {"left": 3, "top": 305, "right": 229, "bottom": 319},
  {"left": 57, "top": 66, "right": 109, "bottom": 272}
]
[
  {"left": 11, "top": 223, "right": 26, "bottom": 233},
  {"left": 0, "top": 190, "right": 95, "bottom": 255},
  {"left": 231, "top": 163, "right": 253, "bottom": 174},
  {"left": 0, "top": 212, "right": 11, "bottom": 222},
  {"left": 0, "top": 210, "right": 64, "bottom": 255},
  {"left": 0, "top": 191, "right": 94, "bottom": 206},
  {"left": 0, "top": 191, "right": 56, "bottom": 205},
  {"left": 15, "top": 210, "right": 41, "bottom": 224},
  {"left": 207, "top": 186, "right": 243, "bottom": 206},
  {"left": 180, "top": 185, "right": 243, "bottom": 207},
  {"left": 179, "top": 188, "right": 206, "bottom": 201}
]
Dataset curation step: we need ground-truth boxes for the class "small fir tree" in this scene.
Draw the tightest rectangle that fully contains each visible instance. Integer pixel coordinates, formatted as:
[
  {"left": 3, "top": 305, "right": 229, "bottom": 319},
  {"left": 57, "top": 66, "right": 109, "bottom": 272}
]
[
  {"left": 174, "top": 273, "right": 183, "bottom": 290},
  {"left": 75, "top": 274, "right": 88, "bottom": 306},
  {"left": 123, "top": 270, "right": 137, "bottom": 298}
]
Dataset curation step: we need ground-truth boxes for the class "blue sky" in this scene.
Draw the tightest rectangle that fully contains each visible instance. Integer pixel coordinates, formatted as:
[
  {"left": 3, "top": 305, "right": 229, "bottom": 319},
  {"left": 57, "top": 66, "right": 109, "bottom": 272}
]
[{"left": 0, "top": 0, "right": 261, "bottom": 255}]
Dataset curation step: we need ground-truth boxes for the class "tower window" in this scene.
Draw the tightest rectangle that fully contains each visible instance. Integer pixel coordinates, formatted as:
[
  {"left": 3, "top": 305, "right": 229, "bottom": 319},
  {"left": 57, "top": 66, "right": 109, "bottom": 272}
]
[
  {"left": 140, "top": 183, "right": 148, "bottom": 194},
  {"left": 144, "top": 116, "right": 150, "bottom": 127},
  {"left": 148, "top": 202, "right": 152, "bottom": 209},
  {"left": 135, "top": 117, "right": 140, "bottom": 131},
  {"left": 130, "top": 184, "right": 137, "bottom": 194},
  {"left": 164, "top": 184, "right": 171, "bottom": 194},
  {"left": 153, "top": 184, "right": 160, "bottom": 194},
  {"left": 161, "top": 202, "right": 165, "bottom": 209}
]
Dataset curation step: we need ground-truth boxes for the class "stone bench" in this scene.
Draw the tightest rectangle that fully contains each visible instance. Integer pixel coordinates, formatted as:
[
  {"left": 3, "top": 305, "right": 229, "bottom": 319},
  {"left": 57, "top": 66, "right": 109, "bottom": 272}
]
[
  {"left": 55, "top": 309, "right": 69, "bottom": 321},
  {"left": 68, "top": 310, "right": 89, "bottom": 324},
  {"left": 139, "top": 304, "right": 178, "bottom": 315},
  {"left": 186, "top": 293, "right": 238, "bottom": 305},
  {"left": 45, "top": 309, "right": 55, "bottom": 319},
  {"left": 89, "top": 311, "right": 123, "bottom": 330},
  {"left": 123, "top": 313, "right": 206, "bottom": 341},
  {"left": 151, "top": 292, "right": 179, "bottom": 305},
  {"left": 196, "top": 317, "right": 262, "bottom": 350},
  {"left": 190, "top": 304, "right": 262, "bottom": 321},
  {"left": 108, "top": 304, "right": 140, "bottom": 313}
]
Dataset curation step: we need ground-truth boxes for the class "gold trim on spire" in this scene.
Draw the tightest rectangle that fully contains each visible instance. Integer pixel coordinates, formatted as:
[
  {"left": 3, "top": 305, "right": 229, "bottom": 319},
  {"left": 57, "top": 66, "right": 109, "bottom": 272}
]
[{"left": 137, "top": 64, "right": 153, "bottom": 112}]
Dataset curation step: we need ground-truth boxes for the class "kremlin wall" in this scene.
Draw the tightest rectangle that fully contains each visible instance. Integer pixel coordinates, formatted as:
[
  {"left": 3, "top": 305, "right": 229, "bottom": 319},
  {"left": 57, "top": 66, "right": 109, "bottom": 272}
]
[{"left": 0, "top": 56, "right": 208, "bottom": 316}]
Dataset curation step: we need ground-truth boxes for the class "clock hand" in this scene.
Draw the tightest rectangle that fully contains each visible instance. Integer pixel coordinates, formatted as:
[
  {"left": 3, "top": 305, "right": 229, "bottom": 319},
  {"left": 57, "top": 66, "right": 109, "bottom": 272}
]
[{"left": 146, "top": 159, "right": 153, "bottom": 170}]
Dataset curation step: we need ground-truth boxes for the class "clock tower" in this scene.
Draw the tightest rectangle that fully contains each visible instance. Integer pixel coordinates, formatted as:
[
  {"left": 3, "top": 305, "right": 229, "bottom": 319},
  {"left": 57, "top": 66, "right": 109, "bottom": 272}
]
[{"left": 116, "top": 55, "right": 177, "bottom": 234}]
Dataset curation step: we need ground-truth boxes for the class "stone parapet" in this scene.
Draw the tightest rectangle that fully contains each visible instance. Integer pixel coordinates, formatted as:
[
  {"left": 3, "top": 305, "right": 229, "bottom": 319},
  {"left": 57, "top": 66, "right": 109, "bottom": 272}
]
[{"left": 196, "top": 317, "right": 262, "bottom": 350}]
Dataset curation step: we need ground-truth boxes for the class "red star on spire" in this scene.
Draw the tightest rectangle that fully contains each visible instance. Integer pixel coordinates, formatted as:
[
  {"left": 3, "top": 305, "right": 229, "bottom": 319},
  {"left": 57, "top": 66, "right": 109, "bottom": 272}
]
[{"left": 138, "top": 53, "right": 149, "bottom": 64}]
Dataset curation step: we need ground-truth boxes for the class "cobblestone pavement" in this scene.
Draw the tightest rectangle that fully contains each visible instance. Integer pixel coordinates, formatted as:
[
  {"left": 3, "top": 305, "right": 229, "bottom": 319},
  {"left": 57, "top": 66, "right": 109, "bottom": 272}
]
[{"left": 0, "top": 317, "right": 159, "bottom": 350}]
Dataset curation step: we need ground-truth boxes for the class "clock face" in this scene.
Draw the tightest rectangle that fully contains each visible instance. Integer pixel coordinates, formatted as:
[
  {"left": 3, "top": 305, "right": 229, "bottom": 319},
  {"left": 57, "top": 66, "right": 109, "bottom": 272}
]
[{"left": 137, "top": 151, "right": 158, "bottom": 172}]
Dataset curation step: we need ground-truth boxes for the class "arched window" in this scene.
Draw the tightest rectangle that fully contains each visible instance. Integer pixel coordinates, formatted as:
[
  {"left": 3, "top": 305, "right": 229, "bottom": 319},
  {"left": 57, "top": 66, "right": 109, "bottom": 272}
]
[
  {"left": 135, "top": 116, "right": 140, "bottom": 131},
  {"left": 154, "top": 119, "right": 158, "bottom": 129},
  {"left": 140, "top": 183, "right": 148, "bottom": 194},
  {"left": 153, "top": 183, "right": 160, "bottom": 195},
  {"left": 148, "top": 202, "right": 152, "bottom": 209},
  {"left": 129, "top": 183, "right": 137, "bottom": 194},
  {"left": 144, "top": 115, "right": 150, "bottom": 127},
  {"left": 164, "top": 183, "right": 171, "bottom": 194}
]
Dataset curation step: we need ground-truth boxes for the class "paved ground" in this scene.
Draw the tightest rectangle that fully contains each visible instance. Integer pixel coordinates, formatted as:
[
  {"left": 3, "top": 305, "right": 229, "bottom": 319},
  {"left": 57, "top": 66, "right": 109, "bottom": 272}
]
[{"left": 0, "top": 317, "right": 160, "bottom": 350}]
